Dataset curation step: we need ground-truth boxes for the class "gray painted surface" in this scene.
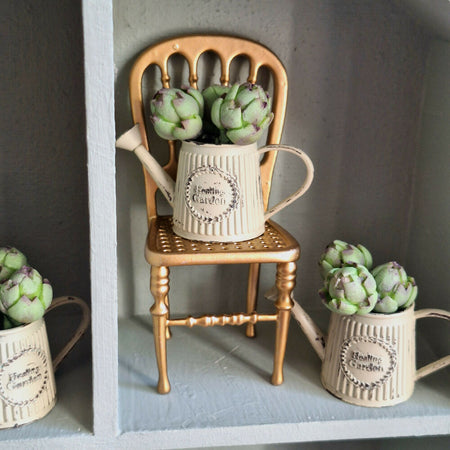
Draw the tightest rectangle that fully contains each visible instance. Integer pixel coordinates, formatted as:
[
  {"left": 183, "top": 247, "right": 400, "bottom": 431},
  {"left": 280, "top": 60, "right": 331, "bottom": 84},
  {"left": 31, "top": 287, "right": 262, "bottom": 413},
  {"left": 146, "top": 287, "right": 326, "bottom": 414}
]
[
  {"left": 405, "top": 39, "right": 450, "bottom": 360},
  {"left": 113, "top": 0, "right": 429, "bottom": 318},
  {"left": 83, "top": 0, "right": 118, "bottom": 438},
  {"left": 1, "top": 0, "right": 449, "bottom": 447},
  {"left": 1, "top": 0, "right": 90, "bottom": 328},
  {"left": 396, "top": 0, "right": 450, "bottom": 41},
  {"left": 118, "top": 313, "right": 450, "bottom": 448},
  {"left": 407, "top": 39, "right": 450, "bottom": 311},
  {"left": 0, "top": 0, "right": 93, "bottom": 434}
]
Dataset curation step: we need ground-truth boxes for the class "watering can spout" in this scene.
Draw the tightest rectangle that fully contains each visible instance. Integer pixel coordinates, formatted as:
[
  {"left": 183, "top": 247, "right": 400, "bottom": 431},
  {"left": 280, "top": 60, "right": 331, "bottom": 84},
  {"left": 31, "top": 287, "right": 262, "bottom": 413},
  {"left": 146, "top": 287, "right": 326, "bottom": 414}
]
[
  {"left": 265, "top": 286, "right": 326, "bottom": 361},
  {"left": 116, "top": 124, "right": 176, "bottom": 207},
  {"left": 291, "top": 299, "right": 326, "bottom": 361}
]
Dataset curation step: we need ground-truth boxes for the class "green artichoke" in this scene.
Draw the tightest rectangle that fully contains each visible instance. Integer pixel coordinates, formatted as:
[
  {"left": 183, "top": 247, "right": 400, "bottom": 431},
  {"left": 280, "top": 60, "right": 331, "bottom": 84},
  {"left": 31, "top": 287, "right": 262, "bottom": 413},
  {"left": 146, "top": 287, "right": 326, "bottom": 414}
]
[
  {"left": 201, "top": 85, "right": 230, "bottom": 140},
  {"left": 372, "top": 261, "right": 418, "bottom": 313},
  {"left": 319, "top": 265, "right": 378, "bottom": 315},
  {"left": 211, "top": 82, "right": 274, "bottom": 144},
  {"left": 0, "top": 246, "right": 27, "bottom": 282},
  {"left": 202, "top": 85, "right": 230, "bottom": 112},
  {"left": 319, "top": 239, "right": 373, "bottom": 279},
  {"left": 150, "top": 87, "right": 204, "bottom": 141},
  {"left": 2, "top": 314, "right": 21, "bottom": 330},
  {"left": 0, "top": 266, "right": 53, "bottom": 324}
]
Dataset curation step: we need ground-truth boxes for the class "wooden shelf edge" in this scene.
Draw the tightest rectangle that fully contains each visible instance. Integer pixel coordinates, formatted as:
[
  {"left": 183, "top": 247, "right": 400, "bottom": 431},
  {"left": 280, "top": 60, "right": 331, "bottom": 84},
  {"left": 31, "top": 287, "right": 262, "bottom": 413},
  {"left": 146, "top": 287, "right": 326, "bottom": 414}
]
[
  {"left": 117, "top": 314, "right": 450, "bottom": 448},
  {"left": 116, "top": 415, "right": 450, "bottom": 449}
]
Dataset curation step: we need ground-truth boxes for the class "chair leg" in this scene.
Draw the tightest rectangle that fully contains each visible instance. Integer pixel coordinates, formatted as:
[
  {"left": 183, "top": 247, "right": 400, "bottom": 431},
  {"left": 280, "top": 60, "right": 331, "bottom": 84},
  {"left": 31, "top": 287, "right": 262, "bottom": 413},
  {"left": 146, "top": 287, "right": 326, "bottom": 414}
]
[
  {"left": 164, "top": 288, "right": 172, "bottom": 340},
  {"left": 271, "top": 261, "right": 296, "bottom": 386},
  {"left": 246, "top": 263, "right": 260, "bottom": 338},
  {"left": 150, "top": 265, "right": 171, "bottom": 394}
]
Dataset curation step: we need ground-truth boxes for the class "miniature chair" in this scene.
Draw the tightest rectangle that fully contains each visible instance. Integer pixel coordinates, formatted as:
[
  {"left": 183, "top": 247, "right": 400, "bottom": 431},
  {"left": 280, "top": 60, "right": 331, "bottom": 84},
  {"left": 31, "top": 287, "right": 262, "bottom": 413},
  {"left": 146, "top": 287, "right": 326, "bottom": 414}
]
[{"left": 128, "top": 35, "right": 300, "bottom": 393}]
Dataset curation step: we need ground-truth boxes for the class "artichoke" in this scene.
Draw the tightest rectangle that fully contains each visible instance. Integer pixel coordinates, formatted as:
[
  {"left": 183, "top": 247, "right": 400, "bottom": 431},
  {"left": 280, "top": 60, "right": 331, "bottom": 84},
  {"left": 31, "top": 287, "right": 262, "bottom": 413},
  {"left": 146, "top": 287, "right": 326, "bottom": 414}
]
[
  {"left": 150, "top": 87, "right": 204, "bottom": 141},
  {"left": 319, "top": 265, "right": 378, "bottom": 315},
  {"left": 319, "top": 239, "right": 373, "bottom": 280},
  {"left": 372, "top": 261, "right": 418, "bottom": 313},
  {"left": 202, "top": 85, "right": 230, "bottom": 139},
  {"left": 0, "top": 246, "right": 27, "bottom": 282},
  {"left": 2, "top": 315, "right": 21, "bottom": 330},
  {"left": 0, "top": 266, "right": 53, "bottom": 324},
  {"left": 202, "top": 85, "right": 230, "bottom": 112},
  {"left": 211, "top": 82, "right": 274, "bottom": 144}
]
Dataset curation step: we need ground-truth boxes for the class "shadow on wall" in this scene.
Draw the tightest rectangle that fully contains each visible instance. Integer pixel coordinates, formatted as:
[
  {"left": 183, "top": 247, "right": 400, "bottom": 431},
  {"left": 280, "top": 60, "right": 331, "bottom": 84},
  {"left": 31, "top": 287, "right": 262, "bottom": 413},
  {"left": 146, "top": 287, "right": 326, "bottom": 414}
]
[
  {"left": 286, "top": 0, "right": 428, "bottom": 297},
  {"left": 114, "top": 0, "right": 429, "bottom": 316},
  {"left": 0, "top": 1, "right": 90, "bottom": 304}
]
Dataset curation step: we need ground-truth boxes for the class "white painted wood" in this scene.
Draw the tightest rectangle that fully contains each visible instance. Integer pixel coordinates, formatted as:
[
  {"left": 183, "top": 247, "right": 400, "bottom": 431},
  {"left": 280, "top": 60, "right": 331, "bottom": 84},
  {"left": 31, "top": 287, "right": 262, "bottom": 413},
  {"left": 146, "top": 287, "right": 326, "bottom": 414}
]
[
  {"left": 0, "top": 318, "right": 448, "bottom": 450},
  {"left": 2, "top": 0, "right": 449, "bottom": 448},
  {"left": 82, "top": 0, "right": 118, "bottom": 438},
  {"left": 117, "top": 313, "right": 450, "bottom": 448}
]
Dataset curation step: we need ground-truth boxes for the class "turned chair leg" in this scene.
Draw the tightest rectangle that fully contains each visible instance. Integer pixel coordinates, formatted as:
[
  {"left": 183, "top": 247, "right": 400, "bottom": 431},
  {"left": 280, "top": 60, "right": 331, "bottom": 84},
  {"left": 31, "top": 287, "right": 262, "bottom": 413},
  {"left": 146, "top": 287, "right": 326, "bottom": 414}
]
[
  {"left": 150, "top": 265, "right": 171, "bottom": 394},
  {"left": 271, "top": 261, "right": 296, "bottom": 386},
  {"left": 246, "top": 263, "right": 260, "bottom": 338},
  {"left": 164, "top": 285, "right": 172, "bottom": 340}
]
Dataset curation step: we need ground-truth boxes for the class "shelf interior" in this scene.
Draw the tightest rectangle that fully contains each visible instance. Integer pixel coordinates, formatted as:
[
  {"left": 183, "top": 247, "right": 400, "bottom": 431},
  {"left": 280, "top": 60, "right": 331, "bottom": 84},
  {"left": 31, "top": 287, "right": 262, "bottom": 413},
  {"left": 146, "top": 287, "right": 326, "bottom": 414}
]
[
  {"left": 118, "top": 310, "right": 449, "bottom": 448},
  {"left": 0, "top": 360, "right": 92, "bottom": 443}
]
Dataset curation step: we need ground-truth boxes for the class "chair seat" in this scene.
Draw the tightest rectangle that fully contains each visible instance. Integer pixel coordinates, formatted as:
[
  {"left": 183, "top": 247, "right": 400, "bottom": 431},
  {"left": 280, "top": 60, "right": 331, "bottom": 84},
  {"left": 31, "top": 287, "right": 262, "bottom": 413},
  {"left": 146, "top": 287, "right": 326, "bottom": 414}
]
[{"left": 145, "top": 216, "right": 300, "bottom": 267}]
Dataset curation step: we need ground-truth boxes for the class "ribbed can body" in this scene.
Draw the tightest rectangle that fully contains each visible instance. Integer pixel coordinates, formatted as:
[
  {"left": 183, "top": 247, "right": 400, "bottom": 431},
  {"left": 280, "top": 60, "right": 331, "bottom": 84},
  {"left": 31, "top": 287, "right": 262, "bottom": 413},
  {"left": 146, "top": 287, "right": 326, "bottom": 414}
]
[
  {"left": 172, "top": 141, "right": 265, "bottom": 242},
  {"left": 0, "top": 319, "right": 57, "bottom": 428},
  {"left": 321, "top": 308, "right": 416, "bottom": 407}
]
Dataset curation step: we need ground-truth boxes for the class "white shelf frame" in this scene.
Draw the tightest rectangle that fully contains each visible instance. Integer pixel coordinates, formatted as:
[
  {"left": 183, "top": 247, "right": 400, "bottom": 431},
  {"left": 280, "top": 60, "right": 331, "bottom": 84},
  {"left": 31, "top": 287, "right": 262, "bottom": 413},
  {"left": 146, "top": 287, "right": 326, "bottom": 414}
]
[
  {"left": 2, "top": 0, "right": 449, "bottom": 448},
  {"left": 83, "top": 0, "right": 450, "bottom": 445},
  {"left": 116, "top": 315, "right": 450, "bottom": 449},
  {"left": 83, "top": 0, "right": 119, "bottom": 439}
]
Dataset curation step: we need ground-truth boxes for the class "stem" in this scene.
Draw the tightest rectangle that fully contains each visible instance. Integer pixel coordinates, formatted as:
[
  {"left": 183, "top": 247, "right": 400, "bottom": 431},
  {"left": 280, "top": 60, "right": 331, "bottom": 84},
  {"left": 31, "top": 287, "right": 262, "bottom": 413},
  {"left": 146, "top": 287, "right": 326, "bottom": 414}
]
[{"left": 219, "top": 130, "right": 232, "bottom": 144}]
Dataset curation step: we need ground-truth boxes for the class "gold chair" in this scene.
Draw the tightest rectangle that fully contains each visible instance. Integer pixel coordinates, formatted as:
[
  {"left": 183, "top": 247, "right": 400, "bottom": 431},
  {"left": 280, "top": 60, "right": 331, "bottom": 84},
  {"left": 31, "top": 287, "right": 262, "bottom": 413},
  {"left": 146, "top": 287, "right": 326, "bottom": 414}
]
[{"left": 128, "top": 35, "right": 300, "bottom": 394}]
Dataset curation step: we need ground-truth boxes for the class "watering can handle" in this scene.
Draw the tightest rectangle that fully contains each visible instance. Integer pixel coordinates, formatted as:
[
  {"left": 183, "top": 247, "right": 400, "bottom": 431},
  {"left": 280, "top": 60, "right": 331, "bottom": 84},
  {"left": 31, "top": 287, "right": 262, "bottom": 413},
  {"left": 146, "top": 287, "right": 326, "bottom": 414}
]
[
  {"left": 46, "top": 296, "right": 91, "bottom": 371},
  {"left": 258, "top": 145, "right": 314, "bottom": 221},
  {"left": 414, "top": 308, "right": 450, "bottom": 381}
]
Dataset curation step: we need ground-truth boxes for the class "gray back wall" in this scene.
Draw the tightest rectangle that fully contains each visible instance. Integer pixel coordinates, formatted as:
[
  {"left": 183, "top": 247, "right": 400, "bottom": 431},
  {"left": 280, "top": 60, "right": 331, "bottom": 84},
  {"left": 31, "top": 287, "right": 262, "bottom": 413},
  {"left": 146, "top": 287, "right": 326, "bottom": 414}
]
[
  {"left": 1, "top": 0, "right": 89, "bottom": 365},
  {"left": 1, "top": 1, "right": 89, "bottom": 306},
  {"left": 114, "top": 0, "right": 429, "bottom": 317}
]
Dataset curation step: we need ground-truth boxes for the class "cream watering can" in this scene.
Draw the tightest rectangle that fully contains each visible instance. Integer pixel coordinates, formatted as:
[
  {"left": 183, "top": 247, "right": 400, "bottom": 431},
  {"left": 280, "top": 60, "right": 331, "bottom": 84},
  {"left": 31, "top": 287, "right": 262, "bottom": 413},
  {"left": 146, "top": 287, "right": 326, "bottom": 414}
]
[
  {"left": 0, "top": 296, "right": 90, "bottom": 428},
  {"left": 116, "top": 124, "right": 314, "bottom": 242},
  {"left": 266, "top": 287, "right": 450, "bottom": 407}
]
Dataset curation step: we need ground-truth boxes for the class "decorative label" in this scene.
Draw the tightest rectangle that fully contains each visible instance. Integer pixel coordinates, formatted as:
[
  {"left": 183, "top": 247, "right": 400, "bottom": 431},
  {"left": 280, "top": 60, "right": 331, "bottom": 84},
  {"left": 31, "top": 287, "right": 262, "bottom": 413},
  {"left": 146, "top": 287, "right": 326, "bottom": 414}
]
[
  {"left": 0, "top": 348, "right": 49, "bottom": 406},
  {"left": 340, "top": 336, "right": 397, "bottom": 390},
  {"left": 185, "top": 165, "right": 240, "bottom": 223}
]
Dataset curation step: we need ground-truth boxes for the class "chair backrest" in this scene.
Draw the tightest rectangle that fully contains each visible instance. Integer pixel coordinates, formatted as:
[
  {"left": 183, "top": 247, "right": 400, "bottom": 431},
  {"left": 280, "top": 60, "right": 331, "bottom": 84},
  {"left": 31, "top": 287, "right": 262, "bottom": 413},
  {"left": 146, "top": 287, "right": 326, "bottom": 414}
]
[{"left": 129, "top": 35, "right": 288, "bottom": 221}]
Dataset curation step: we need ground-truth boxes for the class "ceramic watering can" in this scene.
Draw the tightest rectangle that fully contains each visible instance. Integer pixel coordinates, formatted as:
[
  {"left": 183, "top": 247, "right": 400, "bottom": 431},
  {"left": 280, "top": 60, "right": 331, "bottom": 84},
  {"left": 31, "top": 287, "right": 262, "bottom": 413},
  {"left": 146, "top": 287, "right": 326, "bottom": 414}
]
[
  {"left": 116, "top": 124, "right": 314, "bottom": 242},
  {"left": 0, "top": 296, "right": 90, "bottom": 428},
  {"left": 266, "top": 287, "right": 450, "bottom": 407}
]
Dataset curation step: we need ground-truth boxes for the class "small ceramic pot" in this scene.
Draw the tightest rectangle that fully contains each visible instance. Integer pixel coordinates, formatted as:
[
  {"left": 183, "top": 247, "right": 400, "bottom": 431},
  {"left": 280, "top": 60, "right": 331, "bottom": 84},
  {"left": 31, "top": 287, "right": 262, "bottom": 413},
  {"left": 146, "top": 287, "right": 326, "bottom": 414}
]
[
  {"left": 0, "top": 297, "right": 90, "bottom": 428},
  {"left": 320, "top": 306, "right": 450, "bottom": 407},
  {"left": 115, "top": 125, "right": 314, "bottom": 242},
  {"left": 172, "top": 141, "right": 314, "bottom": 242}
]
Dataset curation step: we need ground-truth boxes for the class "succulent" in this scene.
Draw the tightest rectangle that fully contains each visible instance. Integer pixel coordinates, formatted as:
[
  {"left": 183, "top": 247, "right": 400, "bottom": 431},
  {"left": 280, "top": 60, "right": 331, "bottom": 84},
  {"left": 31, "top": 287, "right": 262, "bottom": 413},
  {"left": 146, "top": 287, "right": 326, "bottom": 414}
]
[
  {"left": 211, "top": 82, "right": 274, "bottom": 144},
  {"left": 319, "top": 239, "right": 373, "bottom": 280},
  {"left": 372, "top": 262, "right": 418, "bottom": 313},
  {"left": 148, "top": 82, "right": 274, "bottom": 145},
  {"left": 201, "top": 85, "right": 231, "bottom": 140},
  {"left": 0, "top": 266, "right": 53, "bottom": 324},
  {"left": 0, "top": 246, "right": 27, "bottom": 282},
  {"left": 319, "top": 265, "right": 378, "bottom": 315},
  {"left": 202, "top": 85, "right": 230, "bottom": 112},
  {"left": 150, "top": 87, "right": 204, "bottom": 141},
  {"left": 2, "top": 314, "right": 21, "bottom": 330}
]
